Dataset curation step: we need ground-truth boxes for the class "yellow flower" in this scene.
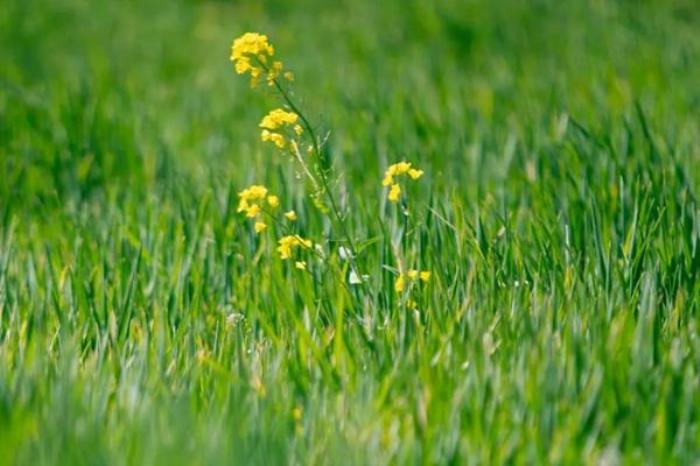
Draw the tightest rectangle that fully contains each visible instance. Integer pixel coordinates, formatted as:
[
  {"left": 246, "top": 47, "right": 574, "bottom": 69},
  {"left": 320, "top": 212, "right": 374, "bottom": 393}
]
[
  {"left": 284, "top": 71, "right": 295, "bottom": 81},
  {"left": 284, "top": 210, "right": 297, "bottom": 221},
  {"left": 250, "top": 185, "right": 268, "bottom": 197},
  {"left": 295, "top": 261, "right": 307, "bottom": 270},
  {"left": 383, "top": 161, "right": 413, "bottom": 186},
  {"left": 267, "top": 195, "right": 280, "bottom": 208},
  {"left": 395, "top": 269, "right": 431, "bottom": 294},
  {"left": 234, "top": 58, "right": 251, "bottom": 74},
  {"left": 395, "top": 274, "right": 406, "bottom": 293},
  {"left": 230, "top": 32, "right": 276, "bottom": 87},
  {"left": 388, "top": 184, "right": 401, "bottom": 203},
  {"left": 238, "top": 184, "right": 278, "bottom": 220},
  {"left": 390, "top": 161, "right": 412, "bottom": 175},
  {"left": 383, "top": 161, "right": 424, "bottom": 202},
  {"left": 277, "top": 235, "right": 312, "bottom": 260},
  {"left": 245, "top": 203, "right": 261, "bottom": 218},
  {"left": 261, "top": 130, "right": 286, "bottom": 148},
  {"left": 260, "top": 108, "right": 299, "bottom": 130},
  {"left": 249, "top": 66, "right": 262, "bottom": 87},
  {"left": 408, "top": 168, "right": 424, "bottom": 180},
  {"left": 238, "top": 185, "right": 268, "bottom": 204},
  {"left": 231, "top": 33, "right": 274, "bottom": 61},
  {"left": 260, "top": 109, "right": 302, "bottom": 150},
  {"left": 267, "top": 61, "right": 284, "bottom": 86},
  {"left": 254, "top": 221, "right": 267, "bottom": 233}
]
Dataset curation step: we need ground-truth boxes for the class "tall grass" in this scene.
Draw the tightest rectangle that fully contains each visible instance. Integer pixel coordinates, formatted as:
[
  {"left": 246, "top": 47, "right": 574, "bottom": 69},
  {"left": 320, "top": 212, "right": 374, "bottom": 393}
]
[{"left": 1, "top": 0, "right": 700, "bottom": 464}]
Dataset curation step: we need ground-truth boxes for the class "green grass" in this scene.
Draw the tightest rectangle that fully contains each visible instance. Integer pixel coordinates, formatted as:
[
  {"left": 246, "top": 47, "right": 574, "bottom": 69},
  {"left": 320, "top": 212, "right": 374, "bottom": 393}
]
[{"left": 2, "top": 0, "right": 700, "bottom": 464}]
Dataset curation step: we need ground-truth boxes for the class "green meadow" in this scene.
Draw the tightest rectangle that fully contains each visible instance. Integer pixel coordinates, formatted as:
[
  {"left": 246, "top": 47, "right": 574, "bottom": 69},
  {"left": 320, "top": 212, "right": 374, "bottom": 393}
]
[{"left": 1, "top": 0, "right": 700, "bottom": 464}]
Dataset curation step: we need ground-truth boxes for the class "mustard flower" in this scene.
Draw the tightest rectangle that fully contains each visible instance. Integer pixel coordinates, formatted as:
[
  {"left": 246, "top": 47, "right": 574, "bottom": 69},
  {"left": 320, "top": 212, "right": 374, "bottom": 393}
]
[
  {"left": 383, "top": 161, "right": 424, "bottom": 203},
  {"left": 260, "top": 108, "right": 299, "bottom": 128},
  {"left": 245, "top": 203, "right": 261, "bottom": 218},
  {"left": 260, "top": 108, "right": 303, "bottom": 150},
  {"left": 395, "top": 269, "right": 431, "bottom": 294},
  {"left": 388, "top": 184, "right": 401, "bottom": 203},
  {"left": 238, "top": 184, "right": 280, "bottom": 234},
  {"left": 277, "top": 235, "right": 312, "bottom": 260},
  {"left": 267, "top": 195, "right": 280, "bottom": 208},
  {"left": 230, "top": 33, "right": 275, "bottom": 87},
  {"left": 268, "top": 62, "right": 294, "bottom": 85},
  {"left": 237, "top": 184, "right": 268, "bottom": 217},
  {"left": 284, "top": 210, "right": 297, "bottom": 221},
  {"left": 261, "top": 130, "right": 286, "bottom": 148},
  {"left": 409, "top": 269, "right": 431, "bottom": 283},
  {"left": 395, "top": 274, "right": 406, "bottom": 293}
]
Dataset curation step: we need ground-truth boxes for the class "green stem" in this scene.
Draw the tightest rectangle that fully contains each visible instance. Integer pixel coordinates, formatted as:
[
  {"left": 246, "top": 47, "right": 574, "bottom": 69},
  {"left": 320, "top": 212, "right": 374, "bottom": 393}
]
[
  {"left": 254, "top": 58, "right": 373, "bottom": 304},
  {"left": 270, "top": 77, "right": 362, "bottom": 272}
]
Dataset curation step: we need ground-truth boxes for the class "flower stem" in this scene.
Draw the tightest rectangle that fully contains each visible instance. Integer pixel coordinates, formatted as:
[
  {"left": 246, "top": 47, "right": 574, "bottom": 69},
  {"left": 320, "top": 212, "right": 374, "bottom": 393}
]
[{"left": 270, "top": 77, "right": 363, "bottom": 276}]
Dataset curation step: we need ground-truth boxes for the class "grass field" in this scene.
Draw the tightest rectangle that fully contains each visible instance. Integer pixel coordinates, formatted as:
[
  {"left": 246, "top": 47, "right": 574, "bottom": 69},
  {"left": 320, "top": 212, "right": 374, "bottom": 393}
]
[{"left": 2, "top": 0, "right": 700, "bottom": 464}]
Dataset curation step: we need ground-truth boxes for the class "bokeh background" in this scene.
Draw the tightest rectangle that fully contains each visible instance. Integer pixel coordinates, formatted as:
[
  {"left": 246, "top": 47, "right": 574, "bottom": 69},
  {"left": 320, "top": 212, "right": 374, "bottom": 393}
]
[
  {"left": 3, "top": 0, "right": 698, "bottom": 203},
  {"left": 2, "top": 0, "right": 700, "bottom": 464}
]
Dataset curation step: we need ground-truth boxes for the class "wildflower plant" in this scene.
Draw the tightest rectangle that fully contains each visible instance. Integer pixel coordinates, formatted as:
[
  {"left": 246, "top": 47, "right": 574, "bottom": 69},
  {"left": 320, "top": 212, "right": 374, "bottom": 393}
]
[
  {"left": 237, "top": 184, "right": 281, "bottom": 234},
  {"left": 382, "top": 161, "right": 424, "bottom": 204},
  {"left": 231, "top": 32, "right": 366, "bottom": 289},
  {"left": 259, "top": 108, "right": 304, "bottom": 149},
  {"left": 230, "top": 33, "right": 291, "bottom": 88},
  {"left": 276, "top": 235, "right": 313, "bottom": 260},
  {"left": 231, "top": 32, "right": 432, "bottom": 311},
  {"left": 382, "top": 159, "right": 431, "bottom": 309}
]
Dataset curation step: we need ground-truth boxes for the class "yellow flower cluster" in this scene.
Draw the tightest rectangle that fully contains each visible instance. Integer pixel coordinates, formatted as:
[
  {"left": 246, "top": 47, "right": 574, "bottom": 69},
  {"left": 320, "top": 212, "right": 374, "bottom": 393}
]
[
  {"left": 260, "top": 108, "right": 304, "bottom": 149},
  {"left": 394, "top": 270, "right": 431, "bottom": 293},
  {"left": 230, "top": 33, "right": 293, "bottom": 87},
  {"left": 382, "top": 161, "right": 424, "bottom": 203},
  {"left": 231, "top": 33, "right": 434, "bottom": 290},
  {"left": 237, "top": 185, "right": 280, "bottom": 233},
  {"left": 267, "top": 60, "right": 295, "bottom": 85},
  {"left": 277, "top": 235, "right": 312, "bottom": 260}
]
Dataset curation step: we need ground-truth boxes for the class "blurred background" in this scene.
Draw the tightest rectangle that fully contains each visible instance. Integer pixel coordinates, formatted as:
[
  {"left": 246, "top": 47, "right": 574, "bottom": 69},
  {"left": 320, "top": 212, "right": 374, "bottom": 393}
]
[
  {"left": 1, "top": 0, "right": 698, "bottom": 209},
  {"left": 2, "top": 1, "right": 700, "bottom": 463}
]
